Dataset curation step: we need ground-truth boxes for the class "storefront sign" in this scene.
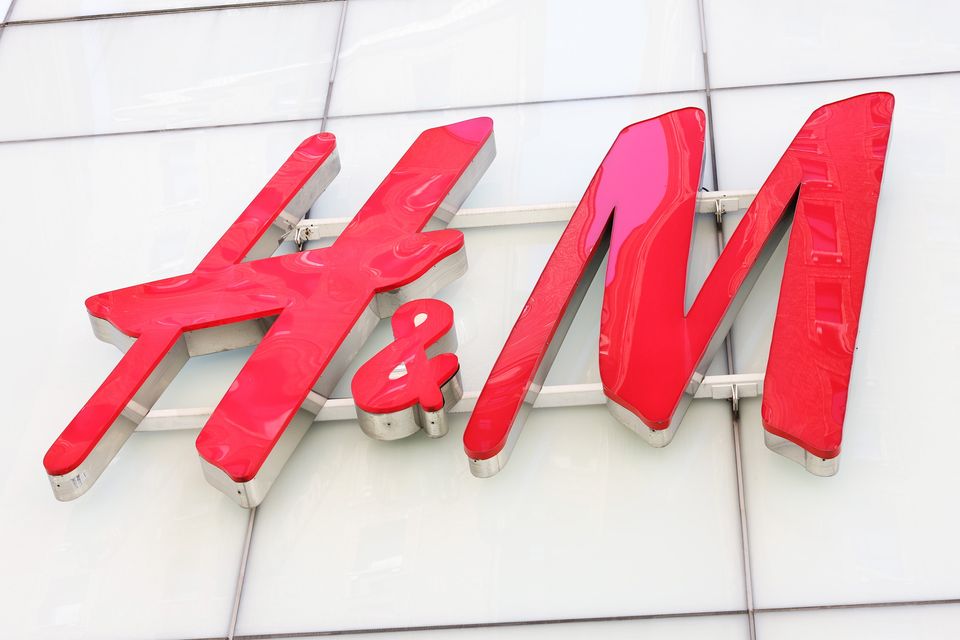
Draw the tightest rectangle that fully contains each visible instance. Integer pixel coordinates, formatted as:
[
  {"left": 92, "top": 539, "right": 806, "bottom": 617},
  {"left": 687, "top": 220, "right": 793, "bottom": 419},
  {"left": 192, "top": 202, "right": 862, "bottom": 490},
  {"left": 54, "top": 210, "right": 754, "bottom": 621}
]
[
  {"left": 43, "top": 118, "right": 494, "bottom": 507},
  {"left": 44, "top": 93, "right": 893, "bottom": 507}
]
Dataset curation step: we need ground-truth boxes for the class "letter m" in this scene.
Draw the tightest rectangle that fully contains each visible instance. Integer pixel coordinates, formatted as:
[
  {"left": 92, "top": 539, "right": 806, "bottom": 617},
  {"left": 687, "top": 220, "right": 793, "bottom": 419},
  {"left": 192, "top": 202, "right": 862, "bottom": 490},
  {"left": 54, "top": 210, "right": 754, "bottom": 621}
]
[{"left": 464, "top": 92, "right": 893, "bottom": 477}]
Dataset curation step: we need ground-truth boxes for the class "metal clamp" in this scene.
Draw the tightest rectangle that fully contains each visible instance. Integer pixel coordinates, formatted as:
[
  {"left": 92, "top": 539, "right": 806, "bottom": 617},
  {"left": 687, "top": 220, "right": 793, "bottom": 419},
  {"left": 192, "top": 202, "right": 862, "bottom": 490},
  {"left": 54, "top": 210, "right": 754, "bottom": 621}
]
[{"left": 280, "top": 224, "right": 309, "bottom": 251}]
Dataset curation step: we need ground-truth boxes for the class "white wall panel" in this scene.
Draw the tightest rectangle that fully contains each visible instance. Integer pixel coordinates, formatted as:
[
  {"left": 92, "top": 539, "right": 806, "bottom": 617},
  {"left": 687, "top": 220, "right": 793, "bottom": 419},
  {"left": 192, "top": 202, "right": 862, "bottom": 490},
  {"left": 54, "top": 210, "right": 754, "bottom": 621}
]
[
  {"left": 756, "top": 604, "right": 960, "bottom": 640},
  {"left": 0, "top": 430, "right": 247, "bottom": 640},
  {"left": 317, "top": 92, "right": 714, "bottom": 215},
  {"left": 713, "top": 75, "right": 960, "bottom": 608},
  {"left": 268, "top": 614, "right": 750, "bottom": 640},
  {"left": 9, "top": 0, "right": 301, "bottom": 21},
  {"left": 703, "top": 0, "right": 960, "bottom": 88},
  {"left": 0, "top": 2, "right": 340, "bottom": 141},
  {"left": 2, "top": 0, "right": 957, "bottom": 637},
  {"left": 329, "top": 0, "right": 705, "bottom": 117},
  {"left": 235, "top": 403, "right": 744, "bottom": 636}
]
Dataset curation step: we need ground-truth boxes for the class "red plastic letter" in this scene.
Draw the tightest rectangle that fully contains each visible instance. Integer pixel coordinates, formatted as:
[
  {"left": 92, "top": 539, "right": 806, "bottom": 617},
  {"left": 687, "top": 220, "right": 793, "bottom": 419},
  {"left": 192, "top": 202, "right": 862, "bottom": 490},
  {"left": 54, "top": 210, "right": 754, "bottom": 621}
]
[
  {"left": 465, "top": 93, "right": 892, "bottom": 477},
  {"left": 352, "top": 298, "right": 461, "bottom": 441},
  {"left": 45, "top": 118, "right": 494, "bottom": 506}
]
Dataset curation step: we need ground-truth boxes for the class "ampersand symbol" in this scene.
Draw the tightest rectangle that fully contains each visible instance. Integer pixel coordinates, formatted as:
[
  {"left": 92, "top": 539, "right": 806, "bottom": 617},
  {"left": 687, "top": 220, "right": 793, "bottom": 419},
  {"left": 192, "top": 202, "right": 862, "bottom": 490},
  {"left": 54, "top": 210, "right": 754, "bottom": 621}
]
[{"left": 352, "top": 299, "right": 462, "bottom": 440}]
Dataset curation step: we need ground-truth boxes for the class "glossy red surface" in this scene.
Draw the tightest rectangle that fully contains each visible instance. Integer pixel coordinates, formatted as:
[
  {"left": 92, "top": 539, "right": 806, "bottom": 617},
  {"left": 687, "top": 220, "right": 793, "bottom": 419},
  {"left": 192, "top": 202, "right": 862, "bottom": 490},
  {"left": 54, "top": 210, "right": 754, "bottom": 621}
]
[
  {"left": 463, "top": 108, "right": 704, "bottom": 460},
  {"left": 761, "top": 94, "right": 893, "bottom": 459},
  {"left": 352, "top": 299, "right": 459, "bottom": 414},
  {"left": 465, "top": 94, "right": 892, "bottom": 463},
  {"left": 198, "top": 133, "right": 337, "bottom": 271},
  {"left": 44, "top": 118, "right": 493, "bottom": 482}
]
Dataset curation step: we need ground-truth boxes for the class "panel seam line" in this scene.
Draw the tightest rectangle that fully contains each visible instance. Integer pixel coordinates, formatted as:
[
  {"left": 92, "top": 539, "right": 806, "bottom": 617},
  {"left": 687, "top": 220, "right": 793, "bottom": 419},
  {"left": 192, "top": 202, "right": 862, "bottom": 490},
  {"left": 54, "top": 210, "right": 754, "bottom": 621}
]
[
  {"left": 696, "top": 1, "right": 756, "bottom": 638},
  {"left": 223, "top": 598, "right": 960, "bottom": 638},
  {"left": 0, "top": 0, "right": 341, "bottom": 26},
  {"left": 227, "top": 506, "right": 258, "bottom": 640},
  {"left": 1, "top": 69, "right": 956, "bottom": 147}
]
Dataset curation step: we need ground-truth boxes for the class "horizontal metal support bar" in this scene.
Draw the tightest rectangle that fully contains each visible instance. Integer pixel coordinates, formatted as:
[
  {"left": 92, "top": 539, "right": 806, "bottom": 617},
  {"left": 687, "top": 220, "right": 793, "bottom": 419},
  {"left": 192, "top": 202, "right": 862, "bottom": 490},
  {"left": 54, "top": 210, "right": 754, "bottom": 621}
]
[
  {"left": 137, "top": 373, "right": 764, "bottom": 432},
  {"left": 292, "top": 190, "right": 757, "bottom": 242},
  {"left": 139, "top": 193, "right": 762, "bottom": 432}
]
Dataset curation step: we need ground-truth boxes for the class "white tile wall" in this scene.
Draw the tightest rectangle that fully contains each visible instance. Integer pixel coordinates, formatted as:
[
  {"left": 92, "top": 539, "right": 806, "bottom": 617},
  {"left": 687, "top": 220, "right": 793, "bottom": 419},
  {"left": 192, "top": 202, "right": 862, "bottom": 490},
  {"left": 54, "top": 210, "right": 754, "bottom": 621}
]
[
  {"left": 702, "top": 0, "right": 960, "bottom": 88},
  {"left": 329, "top": 0, "right": 704, "bottom": 116},
  {"left": 269, "top": 614, "right": 750, "bottom": 640},
  {"left": 318, "top": 93, "right": 713, "bottom": 215},
  {"left": 756, "top": 604, "right": 960, "bottom": 640},
  {"left": 235, "top": 403, "right": 743, "bottom": 636},
  {"left": 713, "top": 74, "right": 960, "bottom": 606},
  {"left": 2, "top": 0, "right": 958, "bottom": 638},
  {"left": 9, "top": 0, "right": 299, "bottom": 21},
  {"left": 0, "top": 430, "right": 248, "bottom": 640},
  {"left": 0, "top": 120, "right": 322, "bottom": 292},
  {"left": 0, "top": 2, "right": 341, "bottom": 141}
]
